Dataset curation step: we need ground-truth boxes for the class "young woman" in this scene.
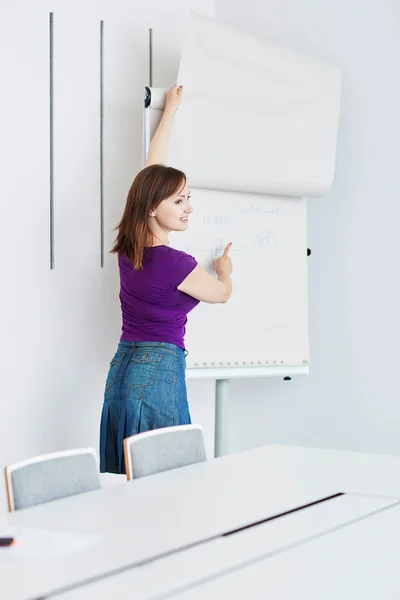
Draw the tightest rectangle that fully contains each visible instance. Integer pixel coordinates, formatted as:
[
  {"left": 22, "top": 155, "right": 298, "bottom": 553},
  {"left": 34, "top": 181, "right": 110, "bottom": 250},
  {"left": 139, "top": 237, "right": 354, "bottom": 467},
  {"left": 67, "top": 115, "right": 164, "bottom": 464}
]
[{"left": 100, "top": 85, "right": 233, "bottom": 474}]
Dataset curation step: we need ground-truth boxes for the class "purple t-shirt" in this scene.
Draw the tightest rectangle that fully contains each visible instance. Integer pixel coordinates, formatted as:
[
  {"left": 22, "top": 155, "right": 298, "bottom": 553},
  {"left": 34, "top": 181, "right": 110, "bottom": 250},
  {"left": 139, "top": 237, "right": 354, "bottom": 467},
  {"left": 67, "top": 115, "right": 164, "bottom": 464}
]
[{"left": 119, "top": 246, "right": 199, "bottom": 350}]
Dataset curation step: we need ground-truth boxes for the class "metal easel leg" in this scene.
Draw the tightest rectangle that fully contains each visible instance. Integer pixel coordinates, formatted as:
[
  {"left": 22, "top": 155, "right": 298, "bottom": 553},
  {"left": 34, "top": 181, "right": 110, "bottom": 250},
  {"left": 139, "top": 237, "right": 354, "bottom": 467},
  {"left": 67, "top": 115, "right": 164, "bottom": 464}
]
[{"left": 214, "top": 379, "right": 230, "bottom": 457}]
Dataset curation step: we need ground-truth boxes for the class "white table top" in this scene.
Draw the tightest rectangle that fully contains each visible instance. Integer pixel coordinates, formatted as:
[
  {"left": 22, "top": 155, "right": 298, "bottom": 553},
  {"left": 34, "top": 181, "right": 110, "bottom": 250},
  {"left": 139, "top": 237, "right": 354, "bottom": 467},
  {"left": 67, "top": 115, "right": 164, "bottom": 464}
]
[
  {"left": 2, "top": 443, "right": 400, "bottom": 600},
  {"left": 170, "top": 498, "right": 400, "bottom": 600},
  {"left": 263, "top": 444, "right": 400, "bottom": 498},
  {"left": 0, "top": 444, "right": 342, "bottom": 600},
  {"left": 49, "top": 493, "right": 398, "bottom": 600}
]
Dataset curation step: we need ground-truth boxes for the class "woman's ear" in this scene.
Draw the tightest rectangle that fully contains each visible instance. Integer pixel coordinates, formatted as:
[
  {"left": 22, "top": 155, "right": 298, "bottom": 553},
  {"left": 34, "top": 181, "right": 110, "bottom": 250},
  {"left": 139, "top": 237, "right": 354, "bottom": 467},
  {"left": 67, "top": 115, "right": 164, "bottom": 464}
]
[{"left": 149, "top": 210, "right": 156, "bottom": 217}]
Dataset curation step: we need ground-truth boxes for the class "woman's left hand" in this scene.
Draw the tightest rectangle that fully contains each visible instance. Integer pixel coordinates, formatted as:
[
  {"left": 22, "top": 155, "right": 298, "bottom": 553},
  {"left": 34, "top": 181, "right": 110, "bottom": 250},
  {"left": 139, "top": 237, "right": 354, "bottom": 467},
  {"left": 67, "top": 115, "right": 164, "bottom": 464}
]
[{"left": 164, "top": 85, "right": 183, "bottom": 115}]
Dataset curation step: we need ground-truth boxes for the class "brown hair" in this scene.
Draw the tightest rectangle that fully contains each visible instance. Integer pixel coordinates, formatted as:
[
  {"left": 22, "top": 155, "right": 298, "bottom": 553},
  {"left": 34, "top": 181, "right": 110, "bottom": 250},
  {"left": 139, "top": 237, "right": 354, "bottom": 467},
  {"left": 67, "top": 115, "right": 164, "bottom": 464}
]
[{"left": 111, "top": 164, "right": 186, "bottom": 270}]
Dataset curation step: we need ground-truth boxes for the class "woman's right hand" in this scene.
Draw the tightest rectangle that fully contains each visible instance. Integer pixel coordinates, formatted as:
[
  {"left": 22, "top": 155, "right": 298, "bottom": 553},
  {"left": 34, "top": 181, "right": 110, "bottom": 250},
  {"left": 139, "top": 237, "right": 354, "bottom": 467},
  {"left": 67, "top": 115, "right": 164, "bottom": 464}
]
[
  {"left": 215, "top": 243, "right": 233, "bottom": 276},
  {"left": 164, "top": 85, "right": 183, "bottom": 115}
]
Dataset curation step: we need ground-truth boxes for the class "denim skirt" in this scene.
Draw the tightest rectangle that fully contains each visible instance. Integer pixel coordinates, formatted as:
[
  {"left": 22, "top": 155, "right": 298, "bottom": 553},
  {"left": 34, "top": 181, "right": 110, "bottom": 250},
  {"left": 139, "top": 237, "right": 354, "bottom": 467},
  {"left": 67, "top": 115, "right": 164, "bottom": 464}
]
[{"left": 99, "top": 341, "right": 191, "bottom": 474}]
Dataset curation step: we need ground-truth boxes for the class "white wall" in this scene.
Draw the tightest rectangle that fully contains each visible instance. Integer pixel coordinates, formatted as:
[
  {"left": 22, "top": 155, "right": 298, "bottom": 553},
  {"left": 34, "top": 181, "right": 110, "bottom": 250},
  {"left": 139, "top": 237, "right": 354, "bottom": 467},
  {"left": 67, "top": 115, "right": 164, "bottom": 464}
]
[
  {"left": 216, "top": 0, "right": 400, "bottom": 455},
  {"left": 0, "top": 0, "right": 216, "bottom": 510}
]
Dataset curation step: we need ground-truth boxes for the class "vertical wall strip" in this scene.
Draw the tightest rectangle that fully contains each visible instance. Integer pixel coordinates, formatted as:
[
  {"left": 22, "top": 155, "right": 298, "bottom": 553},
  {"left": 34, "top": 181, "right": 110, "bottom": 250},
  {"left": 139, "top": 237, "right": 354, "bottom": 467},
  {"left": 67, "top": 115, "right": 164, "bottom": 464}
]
[
  {"left": 49, "top": 12, "right": 54, "bottom": 269},
  {"left": 100, "top": 20, "right": 104, "bottom": 268},
  {"left": 149, "top": 28, "right": 153, "bottom": 86}
]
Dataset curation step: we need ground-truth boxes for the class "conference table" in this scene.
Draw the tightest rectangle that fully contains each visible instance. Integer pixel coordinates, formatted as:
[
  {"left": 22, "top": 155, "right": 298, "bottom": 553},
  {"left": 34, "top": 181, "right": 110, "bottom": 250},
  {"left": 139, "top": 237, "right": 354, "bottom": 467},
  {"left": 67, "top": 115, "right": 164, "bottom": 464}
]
[
  {"left": 167, "top": 502, "right": 400, "bottom": 599},
  {"left": 1, "top": 444, "right": 400, "bottom": 599}
]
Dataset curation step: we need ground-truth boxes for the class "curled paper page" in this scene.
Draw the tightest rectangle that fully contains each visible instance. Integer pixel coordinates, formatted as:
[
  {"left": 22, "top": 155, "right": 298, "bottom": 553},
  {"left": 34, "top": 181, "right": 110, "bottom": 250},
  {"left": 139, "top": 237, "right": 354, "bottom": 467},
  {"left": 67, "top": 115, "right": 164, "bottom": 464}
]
[{"left": 167, "top": 12, "right": 341, "bottom": 198}]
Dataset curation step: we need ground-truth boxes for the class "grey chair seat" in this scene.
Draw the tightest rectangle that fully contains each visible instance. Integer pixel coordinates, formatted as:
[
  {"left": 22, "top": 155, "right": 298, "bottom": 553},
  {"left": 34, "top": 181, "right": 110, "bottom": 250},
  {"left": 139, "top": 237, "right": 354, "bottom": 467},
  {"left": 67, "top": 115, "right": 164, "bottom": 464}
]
[
  {"left": 4, "top": 448, "right": 101, "bottom": 512},
  {"left": 123, "top": 425, "right": 207, "bottom": 480}
]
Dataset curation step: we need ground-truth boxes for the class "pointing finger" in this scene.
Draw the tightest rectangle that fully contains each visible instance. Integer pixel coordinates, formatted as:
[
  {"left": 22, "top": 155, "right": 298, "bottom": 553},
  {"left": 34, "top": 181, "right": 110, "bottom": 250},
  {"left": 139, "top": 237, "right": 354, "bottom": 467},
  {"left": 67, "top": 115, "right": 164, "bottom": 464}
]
[{"left": 223, "top": 242, "right": 232, "bottom": 256}]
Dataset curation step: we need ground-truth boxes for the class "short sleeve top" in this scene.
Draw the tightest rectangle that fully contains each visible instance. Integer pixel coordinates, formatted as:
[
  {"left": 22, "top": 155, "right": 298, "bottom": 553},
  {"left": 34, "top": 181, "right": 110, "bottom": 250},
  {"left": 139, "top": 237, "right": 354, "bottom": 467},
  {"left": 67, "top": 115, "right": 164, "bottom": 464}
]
[{"left": 119, "top": 246, "right": 199, "bottom": 350}]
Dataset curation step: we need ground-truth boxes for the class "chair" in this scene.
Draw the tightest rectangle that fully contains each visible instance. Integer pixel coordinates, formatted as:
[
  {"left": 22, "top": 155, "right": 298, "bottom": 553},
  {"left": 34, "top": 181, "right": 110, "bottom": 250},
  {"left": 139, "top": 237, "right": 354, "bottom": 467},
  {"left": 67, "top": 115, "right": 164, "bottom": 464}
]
[
  {"left": 123, "top": 425, "right": 207, "bottom": 480},
  {"left": 4, "top": 448, "right": 101, "bottom": 512}
]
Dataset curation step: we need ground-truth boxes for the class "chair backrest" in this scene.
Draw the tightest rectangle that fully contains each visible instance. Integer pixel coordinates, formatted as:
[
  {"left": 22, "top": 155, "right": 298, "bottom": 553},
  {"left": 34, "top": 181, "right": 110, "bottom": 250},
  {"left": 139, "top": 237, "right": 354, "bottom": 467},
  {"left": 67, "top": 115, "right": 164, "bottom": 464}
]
[
  {"left": 4, "top": 448, "right": 101, "bottom": 512},
  {"left": 123, "top": 425, "right": 207, "bottom": 480}
]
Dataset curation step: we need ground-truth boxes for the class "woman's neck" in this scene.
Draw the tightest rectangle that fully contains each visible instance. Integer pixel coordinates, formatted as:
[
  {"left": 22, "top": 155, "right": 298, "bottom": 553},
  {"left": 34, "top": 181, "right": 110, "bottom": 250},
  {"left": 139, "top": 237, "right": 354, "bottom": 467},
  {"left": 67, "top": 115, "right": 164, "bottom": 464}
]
[{"left": 151, "top": 233, "right": 169, "bottom": 247}]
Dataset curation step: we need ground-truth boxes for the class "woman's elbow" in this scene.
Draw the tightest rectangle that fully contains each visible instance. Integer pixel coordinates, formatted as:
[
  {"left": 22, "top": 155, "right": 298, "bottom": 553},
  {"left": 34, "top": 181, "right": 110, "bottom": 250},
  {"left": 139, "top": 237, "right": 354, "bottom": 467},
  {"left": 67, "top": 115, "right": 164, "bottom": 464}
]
[{"left": 219, "top": 289, "right": 232, "bottom": 303}]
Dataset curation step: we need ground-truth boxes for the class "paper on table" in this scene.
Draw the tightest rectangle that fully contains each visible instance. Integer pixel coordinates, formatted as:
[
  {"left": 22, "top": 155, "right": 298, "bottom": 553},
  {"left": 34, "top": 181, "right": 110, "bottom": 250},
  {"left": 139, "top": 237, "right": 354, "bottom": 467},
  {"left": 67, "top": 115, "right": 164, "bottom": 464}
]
[{"left": 0, "top": 527, "right": 102, "bottom": 559}]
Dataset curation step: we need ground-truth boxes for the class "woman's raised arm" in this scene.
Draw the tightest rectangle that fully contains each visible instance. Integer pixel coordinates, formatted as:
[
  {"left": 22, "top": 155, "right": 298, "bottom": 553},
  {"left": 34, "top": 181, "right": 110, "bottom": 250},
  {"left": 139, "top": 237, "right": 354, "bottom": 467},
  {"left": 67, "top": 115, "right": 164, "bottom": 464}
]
[{"left": 145, "top": 85, "right": 183, "bottom": 167}]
